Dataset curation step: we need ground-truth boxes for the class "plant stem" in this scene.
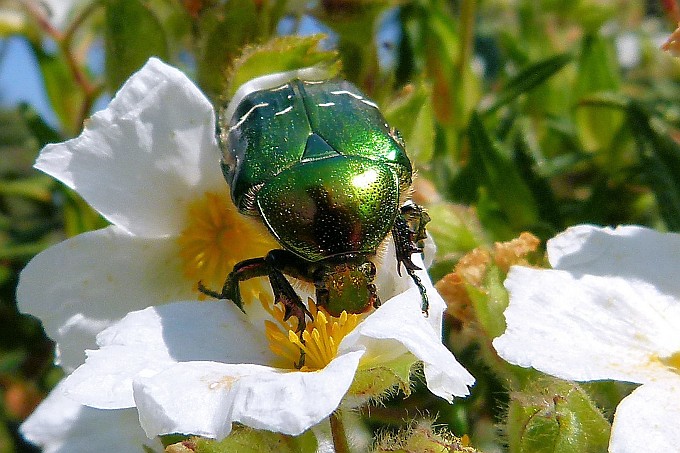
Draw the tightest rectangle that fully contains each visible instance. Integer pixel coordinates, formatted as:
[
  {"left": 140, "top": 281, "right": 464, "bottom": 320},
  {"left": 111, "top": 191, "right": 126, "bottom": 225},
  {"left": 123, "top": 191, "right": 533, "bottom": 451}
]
[{"left": 329, "top": 411, "right": 350, "bottom": 453}]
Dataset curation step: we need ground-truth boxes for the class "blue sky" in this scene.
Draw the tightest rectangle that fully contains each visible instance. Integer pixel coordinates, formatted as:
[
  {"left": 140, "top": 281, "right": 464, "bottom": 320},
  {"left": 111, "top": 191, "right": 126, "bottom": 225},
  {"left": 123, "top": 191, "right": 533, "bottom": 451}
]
[{"left": 0, "top": 36, "right": 58, "bottom": 126}]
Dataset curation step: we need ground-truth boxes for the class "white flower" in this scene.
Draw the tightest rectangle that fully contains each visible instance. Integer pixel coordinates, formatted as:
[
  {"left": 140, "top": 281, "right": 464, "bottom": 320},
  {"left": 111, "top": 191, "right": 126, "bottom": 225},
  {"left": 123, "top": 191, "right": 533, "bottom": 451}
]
[
  {"left": 58, "top": 255, "right": 473, "bottom": 439},
  {"left": 18, "top": 57, "right": 278, "bottom": 373},
  {"left": 19, "top": 57, "right": 473, "bottom": 445},
  {"left": 20, "top": 382, "right": 163, "bottom": 453},
  {"left": 493, "top": 225, "right": 680, "bottom": 453}
]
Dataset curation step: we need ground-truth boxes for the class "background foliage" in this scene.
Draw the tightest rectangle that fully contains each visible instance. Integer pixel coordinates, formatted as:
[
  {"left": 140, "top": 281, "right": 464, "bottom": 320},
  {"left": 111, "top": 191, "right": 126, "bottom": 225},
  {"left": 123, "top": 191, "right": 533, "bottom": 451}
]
[{"left": 1, "top": 0, "right": 678, "bottom": 451}]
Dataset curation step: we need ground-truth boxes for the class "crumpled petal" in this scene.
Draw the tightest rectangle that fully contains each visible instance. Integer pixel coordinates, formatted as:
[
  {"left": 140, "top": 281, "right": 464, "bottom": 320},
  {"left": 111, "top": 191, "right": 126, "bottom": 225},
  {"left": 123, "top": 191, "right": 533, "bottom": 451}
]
[
  {"left": 493, "top": 266, "right": 680, "bottom": 384},
  {"left": 548, "top": 224, "right": 680, "bottom": 300},
  {"left": 61, "top": 301, "right": 275, "bottom": 409},
  {"left": 340, "top": 288, "right": 474, "bottom": 402},
  {"left": 609, "top": 377, "right": 680, "bottom": 453},
  {"left": 20, "top": 382, "right": 162, "bottom": 453},
  {"left": 34, "top": 57, "right": 225, "bottom": 237},
  {"left": 17, "top": 225, "right": 194, "bottom": 372},
  {"left": 133, "top": 351, "right": 365, "bottom": 439}
]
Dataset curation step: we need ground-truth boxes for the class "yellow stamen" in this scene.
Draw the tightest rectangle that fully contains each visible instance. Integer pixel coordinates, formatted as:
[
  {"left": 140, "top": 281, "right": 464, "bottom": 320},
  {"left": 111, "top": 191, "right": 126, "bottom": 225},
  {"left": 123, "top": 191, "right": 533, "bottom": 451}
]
[
  {"left": 661, "top": 351, "right": 680, "bottom": 372},
  {"left": 177, "top": 192, "right": 277, "bottom": 300},
  {"left": 260, "top": 294, "right": 360, "bottom": 371}
]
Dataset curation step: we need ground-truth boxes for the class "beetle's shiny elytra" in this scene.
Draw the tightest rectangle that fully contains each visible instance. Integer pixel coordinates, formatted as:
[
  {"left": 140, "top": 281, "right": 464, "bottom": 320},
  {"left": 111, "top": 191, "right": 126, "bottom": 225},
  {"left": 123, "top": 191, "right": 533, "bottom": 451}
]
[{"left": 200, "top": 74, "right": 430, "bottom": 342}]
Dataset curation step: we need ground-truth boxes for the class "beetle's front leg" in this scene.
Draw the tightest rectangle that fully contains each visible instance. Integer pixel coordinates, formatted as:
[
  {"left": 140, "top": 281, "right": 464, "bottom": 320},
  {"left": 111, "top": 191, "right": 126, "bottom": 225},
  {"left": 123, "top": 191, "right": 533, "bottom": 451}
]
[
  {"left": 392, "top": 202, "right": 431, "bottom": 314},
  {"left": 199, "top": 257, "right": 268, "bottom": 313},
  {"left": 199, "top": 252, "right": 312, "bottom": 332}
]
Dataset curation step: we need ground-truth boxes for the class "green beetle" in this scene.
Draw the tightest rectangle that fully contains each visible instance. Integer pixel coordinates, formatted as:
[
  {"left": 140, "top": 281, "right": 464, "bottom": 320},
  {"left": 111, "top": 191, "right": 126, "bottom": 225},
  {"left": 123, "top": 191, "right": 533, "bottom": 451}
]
[{"left": 200, "top": 71, "right": 430, "bottom": 333}]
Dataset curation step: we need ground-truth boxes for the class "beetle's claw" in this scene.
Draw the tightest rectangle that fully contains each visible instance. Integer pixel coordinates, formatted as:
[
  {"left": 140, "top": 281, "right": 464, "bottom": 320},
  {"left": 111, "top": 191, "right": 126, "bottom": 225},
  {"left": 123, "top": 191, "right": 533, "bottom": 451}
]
[
  {"left": 197, "top": 281, "right": 222, "bottom": 299},
  {"left": 198, "top": 280, "right": 246, "bottom": 314},
  {"left": 294, "top": 351, "right": 306, "bottom": 369}
]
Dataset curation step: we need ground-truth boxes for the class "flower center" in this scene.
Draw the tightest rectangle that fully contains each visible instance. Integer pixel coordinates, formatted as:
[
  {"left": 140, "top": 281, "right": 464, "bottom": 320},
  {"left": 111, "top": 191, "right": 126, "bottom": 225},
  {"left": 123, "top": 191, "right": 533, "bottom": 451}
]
[
  {"left": 661, "top": 351, "right": 680, "bottom": 373},
  {"left": 261, "top": 294, "right": 360, "bottom": 371},
  {"left": 177, "top": 192, "right": 277, "bottom": 300}
]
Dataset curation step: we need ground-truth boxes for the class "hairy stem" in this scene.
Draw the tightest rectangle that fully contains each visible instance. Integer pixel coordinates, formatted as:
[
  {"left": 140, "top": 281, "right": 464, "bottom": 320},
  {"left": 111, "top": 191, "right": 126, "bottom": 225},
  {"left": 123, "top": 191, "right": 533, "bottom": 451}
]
[{"left": 329, "top": 411, "right": 351, "bottom": 453}]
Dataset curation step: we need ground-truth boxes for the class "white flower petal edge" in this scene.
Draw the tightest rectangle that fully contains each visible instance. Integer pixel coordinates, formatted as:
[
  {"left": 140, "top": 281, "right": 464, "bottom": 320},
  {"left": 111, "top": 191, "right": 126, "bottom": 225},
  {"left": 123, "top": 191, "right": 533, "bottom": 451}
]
[
  {"left": 493, "top": 265, "right": 680, "bottom": 383},
  {"left": 20, "top": 382, "right": 163, "bottom": 453},
  {"left": 339, "top": 287, "right": 474, "bottom": 402},
  {"left": 60, "top": 301, "right": 275, "bottom": 409},
  {"left": 34, "top": 57, "right": 224, "bottom": 237},
  {"left": 17, "top": 225, "right": 195, "bottom": 372},
  {"left": 134, "top": 352, "right": 365, "bottom": 440},
  {"left": 608, "top": 377, "right": 680, "bottom": 453},
  {"left": 548, "top": 224, "right": 680, "bottom": 299},
  {"left": 374, "top": 242, "right": 445, "bottom": 335}
]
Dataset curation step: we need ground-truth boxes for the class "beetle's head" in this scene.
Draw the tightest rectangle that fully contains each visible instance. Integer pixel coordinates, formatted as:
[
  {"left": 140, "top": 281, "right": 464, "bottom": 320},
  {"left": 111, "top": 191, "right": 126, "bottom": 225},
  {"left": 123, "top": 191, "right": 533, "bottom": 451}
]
[{"left": 314, "top": 258, "right": 378, "bottom": 317}]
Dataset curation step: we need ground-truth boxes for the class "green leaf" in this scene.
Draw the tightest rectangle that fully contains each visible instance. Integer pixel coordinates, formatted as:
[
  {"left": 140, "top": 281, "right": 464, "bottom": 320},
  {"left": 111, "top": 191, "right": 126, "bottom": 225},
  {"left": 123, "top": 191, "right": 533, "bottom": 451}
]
[
  {"left": 383, "top": 82, "right": 435, "bottom": 164},
  {"left": 468, "top": 265, "right": 509, "bottom": 339},
  {"left": 187, "top": 427, "right": 318, "bottom": 453},
  {"left": 629, "top": 102, "right": 680, "bottom": 231},
  {"left": 196, "top": 0, "right": 258, "bottom": 102},
  {"left": 483, "top": 53, "right": 572, "bottom": 115},
  {"left": 573, "top": 33, "right": 624, "bottom": 152},
  {"left": 104, "top": 0, "right": 169, "bottom": 92},
  {"left": 18, "top": 103, "right": 63, "bottom": 146},
  {"left": 31, "top": 44, "right": 85, "bottom": 135},
  {"left": 506, "top": 380, "right": 610, "bottom": 453},
  {"left": 0, "top": 175, "right": 52, "bottom": 202},
  {"left": 424, "top": 201, "right": 487, "bottom": 262},
  {"left": 225, "top": 35, "right": 340, "bottom": 99},
  {"left": 467, "top": 112, "right": 539, "bottom": 231}
]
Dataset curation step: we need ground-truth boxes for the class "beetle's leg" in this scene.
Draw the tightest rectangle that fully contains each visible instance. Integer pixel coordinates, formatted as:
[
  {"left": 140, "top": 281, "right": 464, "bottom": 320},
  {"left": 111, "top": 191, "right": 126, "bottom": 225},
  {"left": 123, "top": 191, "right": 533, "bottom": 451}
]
[
  {"left": 392, "top": 202, "right": 431, "bottom": 314},
  {"left": 264, "top": 250, "right": 314, "bottom": 332},
  {"left": 199, "top": 257, "right": 268, "bottom": 313}
]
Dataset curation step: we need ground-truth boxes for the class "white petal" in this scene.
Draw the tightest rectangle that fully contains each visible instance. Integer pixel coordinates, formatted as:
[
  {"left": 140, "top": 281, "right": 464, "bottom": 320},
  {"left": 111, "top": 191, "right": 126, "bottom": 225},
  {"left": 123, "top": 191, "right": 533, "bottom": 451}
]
[
  {"left": 548, "top": 225, "right": 680, "bottom": 299},
  {"left": 340, "top": 288, "right": 474, "bottom": 402},
  {"left": 35, "top": 58, "right": 225, "bottom": 237},
  {"left": 609, "top": 377, "right": 680, "bottom": 453},
  {"left": 373, "top": 240, "right": 445, "bottom": 334},
  {"left": 494, "top": 266, "right": 680, "bottom": 383},
  {"left": 20, "top": 382, "right": 162, "bottom": 453},
  {"left": 61, "top": 301, "right": 275, "bottom": 409},
  {"left": 17, "top": 226, "right": 194, "bottom": 371},
  {"left": 133, "top": 351, "right": 365, "bottom": 439}
]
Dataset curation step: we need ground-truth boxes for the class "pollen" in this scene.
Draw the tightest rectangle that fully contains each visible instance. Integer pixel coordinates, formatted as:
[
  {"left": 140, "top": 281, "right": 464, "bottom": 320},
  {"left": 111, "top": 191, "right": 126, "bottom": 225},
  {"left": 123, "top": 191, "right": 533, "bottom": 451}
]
[
  {"left": 261, "top": 294, "right": 360, "bottom": 371},
  {"left": 177, "top": 192, "right": 277, "bottom": 300}
]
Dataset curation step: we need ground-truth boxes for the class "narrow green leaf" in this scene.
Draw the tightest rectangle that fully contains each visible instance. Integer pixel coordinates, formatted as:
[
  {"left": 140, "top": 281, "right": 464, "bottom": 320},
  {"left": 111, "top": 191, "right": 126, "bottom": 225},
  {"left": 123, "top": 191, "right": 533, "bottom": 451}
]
[
  {"left": 0, "top": 175, "right": 52, "bottom": 202},
  {"left": 629, "top": 103, "right": 680, "bottom": 231},
  {"left": 483, "top": 53, "right": 572, "bottom": 115},
  {"left": 104, "top": 0, "right": 169, "bottom": 92},
  {"left": 18, "top": 103, "right": 63, "bottom": 146},
  {"left": 31, "top": 44, "right": 85, "bottom": 135},
  {"left": 468, "top": 112, "right": 539, "bottom": 230}
]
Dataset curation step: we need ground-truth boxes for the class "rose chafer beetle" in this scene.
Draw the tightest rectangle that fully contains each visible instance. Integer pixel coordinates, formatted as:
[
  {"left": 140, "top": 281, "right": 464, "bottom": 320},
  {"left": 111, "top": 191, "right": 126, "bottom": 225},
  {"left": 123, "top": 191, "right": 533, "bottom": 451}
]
[{"left": 200, "top": 69, "right": 430, "bottom": 333}]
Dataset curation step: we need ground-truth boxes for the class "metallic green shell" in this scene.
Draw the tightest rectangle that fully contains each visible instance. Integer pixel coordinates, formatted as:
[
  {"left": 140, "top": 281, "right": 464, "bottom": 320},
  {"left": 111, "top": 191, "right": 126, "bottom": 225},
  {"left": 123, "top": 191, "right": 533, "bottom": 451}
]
[
  {"left": 257, "top": 156, "right": 399, "bottom": 261},
  {"left": 222, "top": 79, "right": 412, "bottom": 213}
]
